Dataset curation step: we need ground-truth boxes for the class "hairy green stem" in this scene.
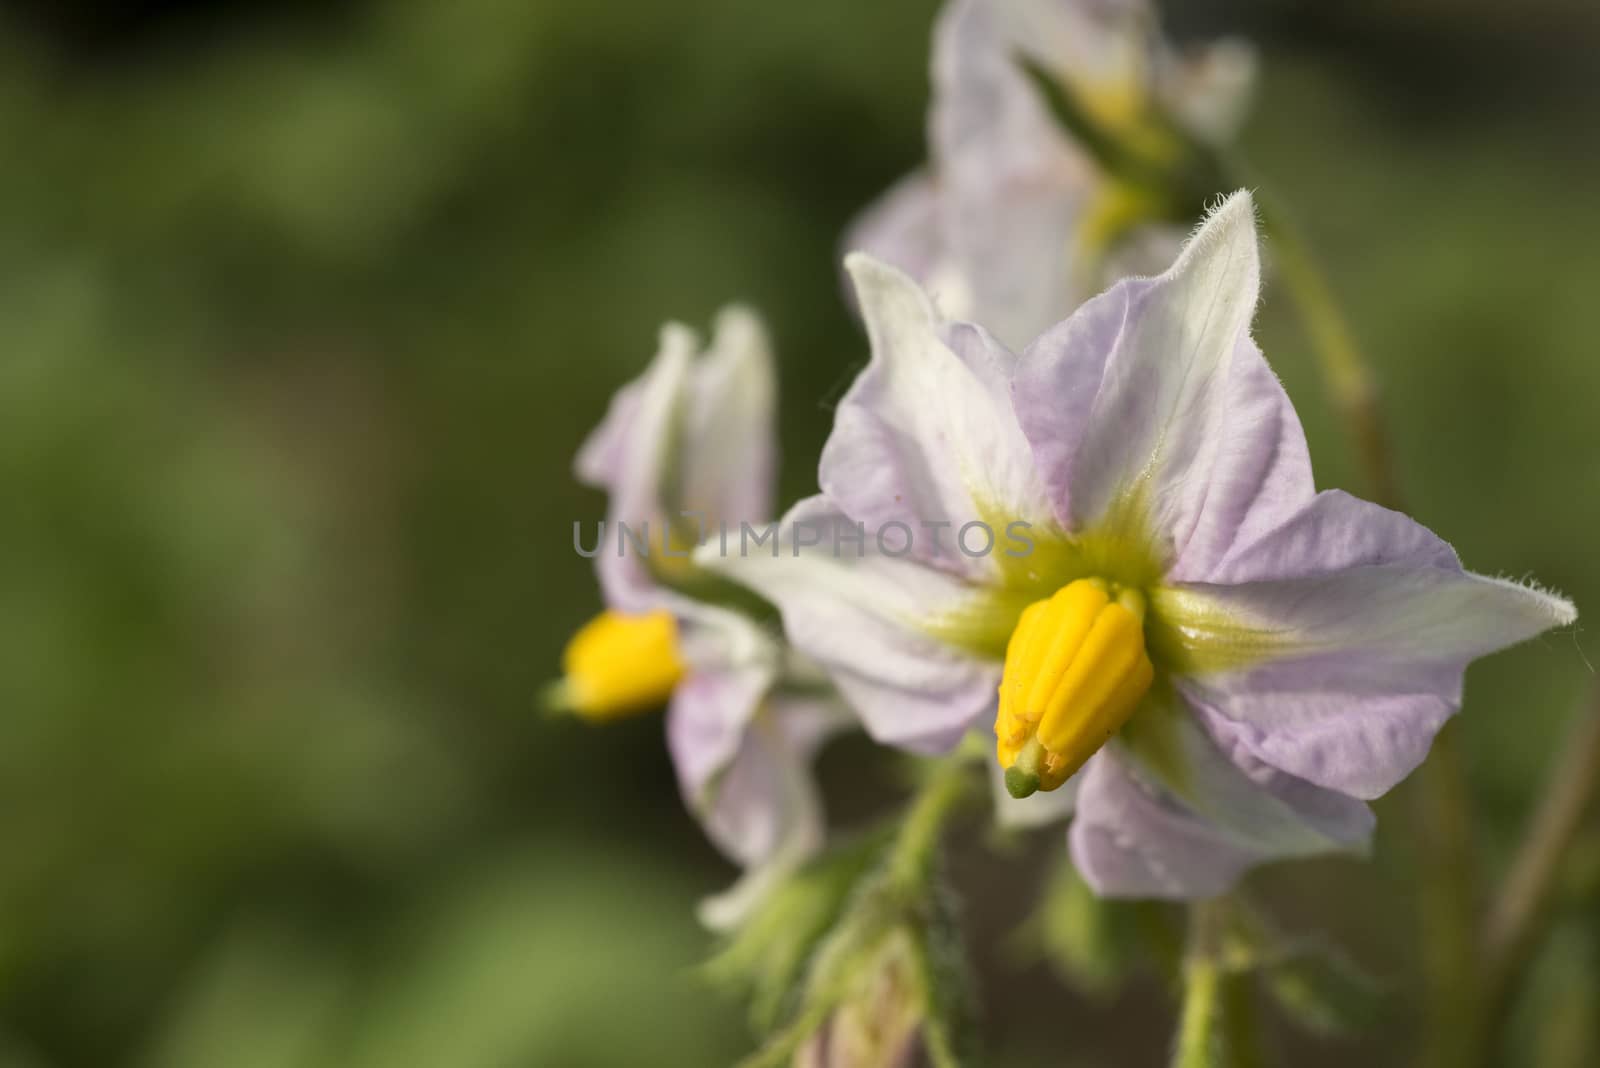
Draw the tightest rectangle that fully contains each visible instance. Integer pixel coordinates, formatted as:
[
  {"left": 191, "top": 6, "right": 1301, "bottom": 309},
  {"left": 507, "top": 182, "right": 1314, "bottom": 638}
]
[
  {"left": 1175, "top": 954, "right": 1225, "bottom": 1068},
  {"left": 1173, "top": 899, "right": 1266, "bottom": 1068}
]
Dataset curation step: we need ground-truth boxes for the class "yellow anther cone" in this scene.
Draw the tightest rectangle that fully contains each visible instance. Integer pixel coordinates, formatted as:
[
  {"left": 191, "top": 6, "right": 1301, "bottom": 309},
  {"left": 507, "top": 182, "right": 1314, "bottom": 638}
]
[
  {"left": 995, "top": 579, "right": 1154, "bottom": 798},
  {"left": 557, "top": 609, "right": 685, "bottom": 721}
]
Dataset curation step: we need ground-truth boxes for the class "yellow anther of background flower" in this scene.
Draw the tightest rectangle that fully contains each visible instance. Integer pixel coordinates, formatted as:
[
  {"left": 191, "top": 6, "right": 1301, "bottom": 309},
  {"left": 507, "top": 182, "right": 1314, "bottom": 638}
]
[
  {"left": 557, "top": 609, "right": 685, "bottom": 721},
  {"left": 995, "top": 578, "right": 1154, "bottom": 798}
]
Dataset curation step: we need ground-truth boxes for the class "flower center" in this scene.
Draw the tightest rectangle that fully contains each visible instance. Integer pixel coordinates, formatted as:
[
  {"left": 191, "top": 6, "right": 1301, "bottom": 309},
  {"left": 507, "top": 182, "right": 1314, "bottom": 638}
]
[
  {"left": 558, "top": 609, "right": 685, "bottom": 721},
  {"left": 995, "top": 578, "right": 1154, "bottom": 798}
]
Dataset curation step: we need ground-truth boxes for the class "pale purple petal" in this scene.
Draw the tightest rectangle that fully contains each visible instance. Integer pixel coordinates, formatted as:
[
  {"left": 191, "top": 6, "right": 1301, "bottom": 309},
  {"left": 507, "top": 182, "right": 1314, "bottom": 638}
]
[
  {"left": 1070, "top": 751, "right": 1260, "bottom": 899},
  {"left": 578, "top": 309, "right": 780, "bottom": 611},
  {"left": 682, "top": 306, "right": 779, "bottom": 527},
  {"left": 693, "top": 710, "right": 833, "bottom": 931},
  {"left": 593, "top": 325, "right": 697, "bottom": 610},
  {"left": 826, "top": 255, "right": 1054, "bottom": 581},
  {"left": 699, "top": 496, "right": 1000, "bottom": 753},
  {"left": 1019, "top": 193, "right": 1264, "bottom": 562},
  {"left": 931, "top": 0, "right": 1096, "bottom": 349},
  {"left": 667, "top": 612, "right": 840, "bottom": 874},
  {"left": 1014, "top": 198, "right": 1305, "bottom": 558},
  {"left": 574, "top": 378, "right": 642, "bottom": 491},
  {"left": 1165, "top": 491, "right": 1578, "bottom": 797},
  {"left": 1120, "top": 695, "right": 1375, "bottom": 854},
  {"left": 691, "top": 712, "right": 821, "bottom": 868},
  {"left": 1069, "top": 703, "right": 1372, "bottom": 900},
  {"left": 1163, "top": 339, "right": 1315, "bottom": 581},
  {"left": 1010, "top": 281, "right": 1131, "bottom": 527},
  {"left": 666, "top": 621, "right": 778, "bottom": 815}
]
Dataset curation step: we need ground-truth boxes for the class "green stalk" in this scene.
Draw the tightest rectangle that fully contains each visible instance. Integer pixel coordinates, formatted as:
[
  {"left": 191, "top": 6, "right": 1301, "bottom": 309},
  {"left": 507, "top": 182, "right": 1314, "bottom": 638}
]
[
  {"left": 1175, "top": 955, "right": 1225, "bottom": 1068},
  {"left": 885, "top": 754, "right": 979, "bottom": 893},
  {"left": 1174, "top": 900, "right": 1239, "bottom": 1068},
  {"left": 1476, "top": 687, "right": 1600, "bottom": 1064}
]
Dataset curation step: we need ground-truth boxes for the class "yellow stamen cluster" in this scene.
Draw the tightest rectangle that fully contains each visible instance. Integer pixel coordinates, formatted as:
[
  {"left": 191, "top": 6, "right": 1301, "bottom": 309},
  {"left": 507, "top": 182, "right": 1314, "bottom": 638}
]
[
  {"left": 995, "top": 578, "right": 1154, "bottom": 798},
  {"left": 558, "top": 609, "right": 685, "bottom": 721}
]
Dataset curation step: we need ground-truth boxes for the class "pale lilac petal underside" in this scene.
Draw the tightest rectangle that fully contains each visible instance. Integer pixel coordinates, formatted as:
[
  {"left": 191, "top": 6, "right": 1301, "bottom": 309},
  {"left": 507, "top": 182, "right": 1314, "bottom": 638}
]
[
  {"left": 1168, "top": 491, "right": 1576, "bottom": 797},
  {"left": 699, "top": 496, "right": 999, "bottom": 753}
]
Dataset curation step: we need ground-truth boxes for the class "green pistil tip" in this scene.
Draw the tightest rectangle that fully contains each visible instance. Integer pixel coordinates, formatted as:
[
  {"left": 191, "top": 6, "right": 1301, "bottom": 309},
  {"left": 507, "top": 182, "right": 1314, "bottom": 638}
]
[
  {"left": 1005, "top": 764, "right": 1040, "bottom": 799},
  {"left": 539, "top": 679, "right": 575, "bottom": 718}
]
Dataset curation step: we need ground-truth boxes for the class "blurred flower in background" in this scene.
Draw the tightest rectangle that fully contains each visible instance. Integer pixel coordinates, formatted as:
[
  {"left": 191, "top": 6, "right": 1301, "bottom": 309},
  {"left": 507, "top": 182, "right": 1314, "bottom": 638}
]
[
  {"left": 559, "top": 307, "right": 846, "bottom": 929},
  {"left": 0, "top": 0, "right": 1596, "bottom": 1065},
  {"left": 846, "top": 0, "right": 1254, "bottom": 349}
]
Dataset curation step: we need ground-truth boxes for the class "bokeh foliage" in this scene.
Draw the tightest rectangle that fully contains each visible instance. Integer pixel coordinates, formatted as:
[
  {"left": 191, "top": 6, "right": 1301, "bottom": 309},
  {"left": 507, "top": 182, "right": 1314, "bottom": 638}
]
[{"left": 0, "top": 1, "right": 1595, "bottom": 1065}]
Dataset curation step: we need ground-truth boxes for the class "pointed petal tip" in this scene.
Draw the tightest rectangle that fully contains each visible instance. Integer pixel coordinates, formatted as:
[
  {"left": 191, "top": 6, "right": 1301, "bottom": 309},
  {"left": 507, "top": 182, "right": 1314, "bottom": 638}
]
[
  {"left": 658, "top": 320, "right": 701, "bottom": 356},
  {"left": 1530, "top": 581, "right": 1578, "bottom": 628},
  {"left": 1478, "top": 572, "right": 1580, "bottom": 634},
  {"left": 841, "top": 248, "right": 874, "bottom": 273},
  {"left": 713, "top": 302, "right": 765, "bottom": 339},
  {"left": 842, "top": 249, "right": 943, "bottom": 343},
  {"left": 842, "top": 249, "right": 900, "bottom": 289},
  {"left": 1204, "top": 189, "right": 1258, "bottom": 232},
  {"left": 1173, "top": 189, "right": 1261, "bottom": 275}
]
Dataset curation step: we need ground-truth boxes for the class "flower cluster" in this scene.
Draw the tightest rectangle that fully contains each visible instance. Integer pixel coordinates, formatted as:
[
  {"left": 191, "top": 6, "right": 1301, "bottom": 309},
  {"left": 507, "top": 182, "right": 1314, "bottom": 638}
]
[{"left": 552, "top": 0, "right": 1578, "bottom": 1058}]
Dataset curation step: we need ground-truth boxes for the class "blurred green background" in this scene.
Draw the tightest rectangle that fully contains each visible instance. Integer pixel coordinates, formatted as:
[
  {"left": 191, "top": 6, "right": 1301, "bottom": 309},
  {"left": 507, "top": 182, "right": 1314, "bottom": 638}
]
[{"left": 1, "top": 0, "right": 1596, "bottom": 1064}]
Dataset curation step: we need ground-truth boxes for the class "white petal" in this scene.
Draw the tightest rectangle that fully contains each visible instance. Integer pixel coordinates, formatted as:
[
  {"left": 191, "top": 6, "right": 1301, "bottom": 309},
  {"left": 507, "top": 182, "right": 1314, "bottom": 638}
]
[
  {"left": 699, "top": 496, "right": 1000, "bottom": 753},
  {"left": 666, "top": 607, "right": 782, "bottom": 802},
  {"left": 591, "top": 325, "right": 696, "bottom": 610},
  {"left": 1061, "top": 192, "right": 1264, "bottom": 558},
  {"left": 682, "top": 306, "right": 779, "bottom": 526},
  {"left": 577, "top": 309, "right": 781, "bottom": 611},
  {"left": 828, "top": 255, "right": 1053, "bottom": 581},
  {"left": 693, "top": 712, "right": 831, "bottom": 932},
  {"left": 930, "top": 0, "right": 1097, "bottom": 349}
]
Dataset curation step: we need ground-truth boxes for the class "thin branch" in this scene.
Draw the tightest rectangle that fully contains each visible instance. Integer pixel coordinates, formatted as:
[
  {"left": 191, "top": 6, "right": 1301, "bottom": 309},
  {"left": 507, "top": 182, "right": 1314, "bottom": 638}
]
[{"left": 1478, "top": 686, "right": 1600, "bottom": 1051}]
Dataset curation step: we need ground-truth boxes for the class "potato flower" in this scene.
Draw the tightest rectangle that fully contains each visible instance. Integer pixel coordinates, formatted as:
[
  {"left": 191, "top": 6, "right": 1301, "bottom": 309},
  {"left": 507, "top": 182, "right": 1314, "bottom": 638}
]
[
  {"left": 849, "top": 0, "right": 1255, "bottom": 350},
  {"left": 557, "top": 308, "right": 841, "bottom": 925},
  {"left": 707, "top": 194, "right": 1575, "bottom": 897}
]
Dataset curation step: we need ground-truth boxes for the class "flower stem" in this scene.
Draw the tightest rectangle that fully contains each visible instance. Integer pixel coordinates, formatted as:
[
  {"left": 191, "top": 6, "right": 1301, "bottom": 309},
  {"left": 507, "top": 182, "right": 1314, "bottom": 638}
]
[
  {"left": 886, "top": 753, "right": 979, "bottom": 893},
  {"left": 1174, "top": 953, "right": 1224, "bottom": 1068},
  {"left": 1476, "top": 685, "right": 1600, "bottom": 1059},
  {"left": 1173, "top": 899, "right": 1260, "bottom": 1068}
]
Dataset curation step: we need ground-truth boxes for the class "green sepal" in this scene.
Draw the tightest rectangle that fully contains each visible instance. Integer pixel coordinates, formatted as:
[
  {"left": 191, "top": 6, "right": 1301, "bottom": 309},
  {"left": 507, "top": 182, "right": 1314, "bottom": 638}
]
[{"left": 700, "top": 826, "right": 891, "bottom": 1034}]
